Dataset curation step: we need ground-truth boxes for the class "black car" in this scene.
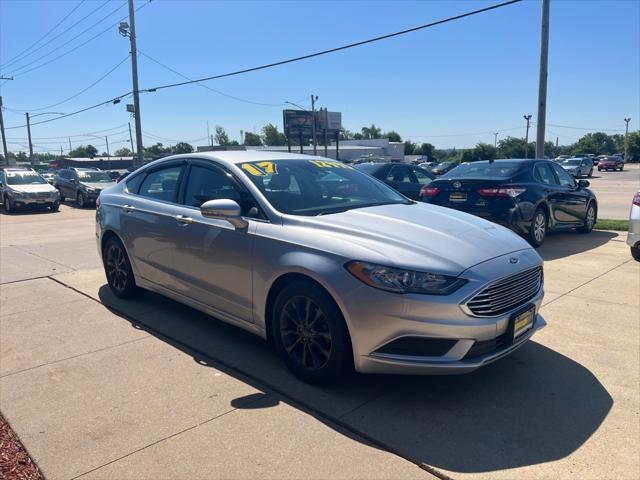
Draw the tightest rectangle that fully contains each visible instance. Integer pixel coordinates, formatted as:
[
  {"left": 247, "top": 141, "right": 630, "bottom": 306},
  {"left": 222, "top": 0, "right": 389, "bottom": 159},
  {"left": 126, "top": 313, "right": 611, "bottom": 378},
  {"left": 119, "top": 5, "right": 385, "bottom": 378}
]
[
  {"left": 354, "top": 162, "right": 435, "bottom": 200},
  {"left": 54, "top": 168, "right": 113, "bottom": 208},
  {"left": 431, "top": 162, "right": 458, "bottom": 176},
  {"left": 421, "top": 159, "right": 598, "bottom": 247}
]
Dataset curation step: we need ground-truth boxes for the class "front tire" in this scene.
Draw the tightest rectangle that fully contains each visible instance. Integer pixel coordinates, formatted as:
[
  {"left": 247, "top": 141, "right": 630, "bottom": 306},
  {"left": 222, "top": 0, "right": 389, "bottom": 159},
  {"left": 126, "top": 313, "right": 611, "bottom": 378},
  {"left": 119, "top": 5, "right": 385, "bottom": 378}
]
[
  {"left": 588, "top": 169, "right": 593, "bottom": 178},
  {"left": 528, "top": 207, "right": 547, "bottom": 248},
  {"left": 4, "top": 195, "right": 14, "bottom": 214},
  {"left": 631, "top": 246, "right": 640, "bottom": 262},
  {"left": 77, "top": 191, "right": 86, "bottom": 208},
  {"left": 578, "top": 203, "right": 596, "bottom": 233},
  {"left": 103, "top": 237, "right": 139, "bottom": 298},
  {"left": 272, "top": 281, "right": 352, "bottom": 384},
  {"left": 50, "top": 201, "right": 60, "bottom": 212}
]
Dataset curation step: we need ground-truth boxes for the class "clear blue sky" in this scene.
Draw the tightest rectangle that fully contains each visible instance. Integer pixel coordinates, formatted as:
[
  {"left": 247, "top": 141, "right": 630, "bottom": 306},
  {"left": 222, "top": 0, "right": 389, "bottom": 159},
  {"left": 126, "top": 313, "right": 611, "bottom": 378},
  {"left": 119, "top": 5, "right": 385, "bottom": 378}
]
[{"left": 1, "top": 0, "right": 638, "bottom": 154}]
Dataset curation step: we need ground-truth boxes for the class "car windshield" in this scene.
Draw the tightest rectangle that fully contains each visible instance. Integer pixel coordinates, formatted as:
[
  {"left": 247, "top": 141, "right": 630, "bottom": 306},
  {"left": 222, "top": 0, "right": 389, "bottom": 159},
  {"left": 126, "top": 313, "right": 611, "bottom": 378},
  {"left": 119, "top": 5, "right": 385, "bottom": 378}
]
[
  {"left": 352, "top": 163, "right": 380, "bottom": 174},
  {"left": 437, "top": 162, "right": 452, "bottom": 168},
  {"left": 78, "top": 171, "right": 112, "bottom": 183},
  {"left": 563, "top": 159, "right": 582, "bottom": 165},
  {"left": 5, "top": 172, "right": 48, "bottom": 185},
  {"left": 440, "top": 162, "right": 521, "bottom": 179},
  {"left": 239, "top": 159, "right": 410, "bottom": 216}
]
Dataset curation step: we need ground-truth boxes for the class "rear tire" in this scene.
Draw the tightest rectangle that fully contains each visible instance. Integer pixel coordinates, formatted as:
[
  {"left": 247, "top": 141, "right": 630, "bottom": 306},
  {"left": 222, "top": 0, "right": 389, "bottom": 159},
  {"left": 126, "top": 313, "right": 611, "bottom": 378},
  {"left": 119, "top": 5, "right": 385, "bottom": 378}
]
[
  {"left": 620, "top": 164, "right": 624, "bottom": 171},
  {"left": 631, "top": 246, "right": 640, "bottom": 262},
  {"left": 588, "top": 169, "right": 593, "bottom": 178},
  {"left": 103, "top": 237, "right": 139, "bottom": 298},
  {"left": 271, "top": 281, "right": 352, "bottom": 384},
  {"left": 578, "top": 203, "right": 596, "bottom": 233},
  {"left": 527, "top": 207, "right": 547, "bottom": 248}
]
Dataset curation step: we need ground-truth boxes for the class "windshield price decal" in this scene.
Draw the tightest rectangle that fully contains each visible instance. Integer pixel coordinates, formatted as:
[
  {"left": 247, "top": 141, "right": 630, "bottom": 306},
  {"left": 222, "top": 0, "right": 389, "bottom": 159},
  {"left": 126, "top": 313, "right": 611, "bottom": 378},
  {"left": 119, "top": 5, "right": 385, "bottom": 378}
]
[
  {"left": 310, "top": 160, "right": 350, "bottom": 169},
  {"left": 241, "top": 161, "right": 279, "bottom": 176}
]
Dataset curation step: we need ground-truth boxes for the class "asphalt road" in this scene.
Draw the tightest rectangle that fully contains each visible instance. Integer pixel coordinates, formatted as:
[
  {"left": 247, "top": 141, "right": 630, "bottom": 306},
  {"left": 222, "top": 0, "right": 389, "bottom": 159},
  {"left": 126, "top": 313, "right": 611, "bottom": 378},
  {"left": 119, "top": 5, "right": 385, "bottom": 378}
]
[
  {"left": 582, "top": 162, "right": 639, "bottom": 220},
  {"left": 0, "top": 204, "right": 638, "bottom": 479}
]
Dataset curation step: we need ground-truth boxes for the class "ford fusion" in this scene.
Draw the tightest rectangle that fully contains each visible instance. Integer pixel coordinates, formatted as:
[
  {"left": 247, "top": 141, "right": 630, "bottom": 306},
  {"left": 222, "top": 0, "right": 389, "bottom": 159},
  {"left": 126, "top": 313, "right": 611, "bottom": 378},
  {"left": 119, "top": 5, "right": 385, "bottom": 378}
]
[{"left": 96, "top": 152, "right": 546, "bottom": 383}]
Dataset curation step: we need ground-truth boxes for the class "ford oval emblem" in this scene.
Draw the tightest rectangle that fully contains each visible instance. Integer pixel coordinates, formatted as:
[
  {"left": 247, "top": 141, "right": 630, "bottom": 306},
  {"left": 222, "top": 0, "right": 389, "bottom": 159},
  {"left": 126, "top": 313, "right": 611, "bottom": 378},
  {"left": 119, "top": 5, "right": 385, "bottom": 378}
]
[
  {"left": 509, "top": 257, "right": 519, "bottom": 264},
  {"left": 453, "top": 181, "right": 462, "bottom": 189}
]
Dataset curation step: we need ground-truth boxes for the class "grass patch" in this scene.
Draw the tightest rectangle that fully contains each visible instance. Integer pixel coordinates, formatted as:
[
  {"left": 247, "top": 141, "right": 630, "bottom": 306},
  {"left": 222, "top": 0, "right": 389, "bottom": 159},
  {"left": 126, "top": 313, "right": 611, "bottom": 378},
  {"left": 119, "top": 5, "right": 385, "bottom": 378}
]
[{"left": 594, "top": 218, "right": 629, "bottom": 231}]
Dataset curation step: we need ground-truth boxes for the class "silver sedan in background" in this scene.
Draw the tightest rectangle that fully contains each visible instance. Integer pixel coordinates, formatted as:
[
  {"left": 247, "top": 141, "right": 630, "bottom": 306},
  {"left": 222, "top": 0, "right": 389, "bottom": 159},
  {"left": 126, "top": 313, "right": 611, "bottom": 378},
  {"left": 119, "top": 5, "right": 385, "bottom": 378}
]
[{"left": 96, "top": 152, "right": 546, "bottom": 383}]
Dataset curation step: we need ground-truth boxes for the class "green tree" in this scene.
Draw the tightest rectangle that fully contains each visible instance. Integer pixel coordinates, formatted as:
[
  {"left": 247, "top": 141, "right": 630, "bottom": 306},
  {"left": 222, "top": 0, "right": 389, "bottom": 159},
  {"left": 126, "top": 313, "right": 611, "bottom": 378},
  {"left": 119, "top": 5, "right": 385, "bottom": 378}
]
[
  {"left": 361, "top": 124, "right": 382, "bottom": 139},
  {"left": 571, "top": 132, "right": 615, "bottom": 155},
  {"left": 340, "top": 129, "right": 355, "bottom": 141},
  {"left": 262, "top": 124, "right": 286, "bottom": 146},
  {"left": 384, "top": 130, "right": 402, "bottom": 142},
  {"left": 214, "top": 126, "right": 230, "bottom": 146},
  {"left": 472, "top": 142, "right": 496, "bottom": 161},
  {"left": 403, "top": 141, "right": 417, "bottom": 155},
  {"left": 113, "top": 147, "right": 132, "bottom": 156},
  {"left": 69, "top": 144, "right": 98, "bottom": 158},
  {"left": 144, "top": 143, "right": 171, "bottom": 157},
  {"left": 419, "top": 143, "right": 435, "bottom": 159},
  {"left": 172, "top": 142, "right": 194, "bottom": 154},
  {"left": 626, "top": 131, "right": 640, "bottom": 161},
  {"left": 244, "top": 132, "right": 262, "bottom": 146},
  {"left": 497, "top": 137, "right": 534, "bottom": 159}
]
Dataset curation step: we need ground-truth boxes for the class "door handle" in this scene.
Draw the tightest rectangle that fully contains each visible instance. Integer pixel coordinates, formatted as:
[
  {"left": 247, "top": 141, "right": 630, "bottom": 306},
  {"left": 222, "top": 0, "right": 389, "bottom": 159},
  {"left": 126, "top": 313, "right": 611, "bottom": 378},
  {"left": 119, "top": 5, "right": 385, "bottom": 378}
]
[
  {"left": 122, "top": 204, "right": 136, "bottom": 213},
  {"left": 175, "top": 215, "right": 193, "bottom": 225}
]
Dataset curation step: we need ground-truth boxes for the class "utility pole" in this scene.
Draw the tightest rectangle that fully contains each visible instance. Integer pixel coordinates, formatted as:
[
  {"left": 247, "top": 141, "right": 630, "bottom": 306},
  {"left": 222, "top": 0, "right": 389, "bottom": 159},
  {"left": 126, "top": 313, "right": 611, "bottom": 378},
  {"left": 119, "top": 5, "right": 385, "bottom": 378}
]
[
  {"left": 60, "top": 145, "right": 63, "bottom": 157},
  {"left": 68, "top": 137, "right": 72, "bottom": 153},
  {"left": 555, "top": 137, "right": 558, "bottom": 148},
  {"left": 105, "top": 135, "right": 111, "bottom": 169},
  {"left": 311, "top": 94, "right": 318, "bottom": 155},
  {"left": 523, "top": 114, "right": 532, "bottom": 159},
  {"left": 535, "top": 0, "right": 550, "bottom": 159},
  {"left": 0, "top": 96, "right": 9, "bottom": 164},
  {"left": 25, "top": 112, "right": 34, "bottom": 164},
  {"left": 240, "top": 130, "right": 244, "bottom": 145},
  {"left": 624, "top": 118, "right": 631, "bottom": 162},
  {"left": 207, "top": 121, "right": 210, "bottom": 145},
  {"left": 128, "top": 122, "right": 134, "bottom": 156},
  {"left": 494, "top": 132, "right": 498, "bottom": 149},
  {"left": 121, "top": 0, "right": 144, "bottom": 167}
]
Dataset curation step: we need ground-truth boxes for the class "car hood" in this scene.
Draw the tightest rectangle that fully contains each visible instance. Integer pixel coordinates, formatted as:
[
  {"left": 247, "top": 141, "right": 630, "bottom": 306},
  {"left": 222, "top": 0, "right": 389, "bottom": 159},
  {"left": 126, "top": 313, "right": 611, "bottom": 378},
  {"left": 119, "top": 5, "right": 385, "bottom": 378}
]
[
  {"left": 561, "top": 165, "right": 578, "bottom": 170},
  {"left": 7, "top": 184, "right": 57, "bottom": 193},
  {"left": 283, "top": 202, "right": 536, "bottom": 275},
  {"left": 81, "top": 182, "right": 111, "bottom": 189}
]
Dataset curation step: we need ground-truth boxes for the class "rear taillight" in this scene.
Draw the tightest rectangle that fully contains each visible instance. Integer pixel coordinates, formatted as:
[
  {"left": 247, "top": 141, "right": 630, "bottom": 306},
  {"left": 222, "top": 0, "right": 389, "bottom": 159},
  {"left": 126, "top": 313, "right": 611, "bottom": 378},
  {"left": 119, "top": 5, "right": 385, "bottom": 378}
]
[
  {"left": 420, "top": 186, "right": 440, "bottom": 198},
  {"left": 478, "top": 186, "right": 526, "bottom": 198},
  {"left": 633, "top": 192, "right": 640, "bottom": 207}
]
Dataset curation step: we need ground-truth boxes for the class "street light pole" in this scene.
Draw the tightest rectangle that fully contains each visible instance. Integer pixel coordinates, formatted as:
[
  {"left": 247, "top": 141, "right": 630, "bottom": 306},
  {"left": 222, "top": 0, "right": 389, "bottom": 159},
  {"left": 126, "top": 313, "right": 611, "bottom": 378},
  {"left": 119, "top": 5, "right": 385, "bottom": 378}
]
[
  {"left": 494, "top": 132, "right": 498, "bottom": 149},
  {"left": 535, "top": 0, "right": 550, "bottom": 159},
  {"left": 311, "top": 94, "right": 318, "bottom": 155},
  {"left": 624, "top": 118, "right": 631, "bottom": 162},
  {"left": 25, "top": 112, "right": 34, "bottom": 164},
  {"left": 523, "top": 114, "right": 532, "bottom": 159}
]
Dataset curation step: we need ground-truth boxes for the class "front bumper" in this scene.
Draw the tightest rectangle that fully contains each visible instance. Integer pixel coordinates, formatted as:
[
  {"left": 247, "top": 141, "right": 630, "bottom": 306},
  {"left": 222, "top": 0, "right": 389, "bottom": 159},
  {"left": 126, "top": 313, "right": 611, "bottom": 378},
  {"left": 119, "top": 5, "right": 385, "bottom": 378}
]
[
  {"left": 10, "top": 194, "right": 59, "bottom": 206},
  {"left": 338, "top": 249, "right": 545, "bottom": 375},
  {"left": 627, "top": 205, "right": 640, "bottom": 248}
]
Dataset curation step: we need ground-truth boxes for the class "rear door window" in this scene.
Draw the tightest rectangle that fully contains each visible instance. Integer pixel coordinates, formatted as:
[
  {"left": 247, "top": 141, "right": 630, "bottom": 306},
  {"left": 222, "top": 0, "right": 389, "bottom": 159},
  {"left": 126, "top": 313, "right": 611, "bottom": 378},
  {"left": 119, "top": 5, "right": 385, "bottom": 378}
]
[
  {"left": 138, "top": 165, "right": 184, "bottom": 203},
  {"left": 386, "top": 165, "right": 413, "bottom": 183},
  {"left": 534, "top": 163, "right": 557, "bottom": 185},
  {"left": 550, "top": 163, "right": 576, "bottom": 188}
]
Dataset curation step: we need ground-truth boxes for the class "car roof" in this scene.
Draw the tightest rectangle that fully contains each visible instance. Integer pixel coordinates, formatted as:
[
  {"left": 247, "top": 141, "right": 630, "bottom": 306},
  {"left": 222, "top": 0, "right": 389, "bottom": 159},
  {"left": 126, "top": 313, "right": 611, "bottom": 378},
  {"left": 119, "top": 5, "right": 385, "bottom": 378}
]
[
  {"left": 162, "top": 151, "right": 332, "bottom": 166},
  {"left": 1, "top": 167, "right": 33, "bottom": 172}
]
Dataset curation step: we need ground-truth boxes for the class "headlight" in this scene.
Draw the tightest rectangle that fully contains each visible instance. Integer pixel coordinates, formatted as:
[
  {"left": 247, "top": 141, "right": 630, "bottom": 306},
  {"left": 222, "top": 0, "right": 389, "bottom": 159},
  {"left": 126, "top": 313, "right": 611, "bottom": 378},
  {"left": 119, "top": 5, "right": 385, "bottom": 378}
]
[{"left": 345, "top": 261, "right": 467, "bottom": 295}]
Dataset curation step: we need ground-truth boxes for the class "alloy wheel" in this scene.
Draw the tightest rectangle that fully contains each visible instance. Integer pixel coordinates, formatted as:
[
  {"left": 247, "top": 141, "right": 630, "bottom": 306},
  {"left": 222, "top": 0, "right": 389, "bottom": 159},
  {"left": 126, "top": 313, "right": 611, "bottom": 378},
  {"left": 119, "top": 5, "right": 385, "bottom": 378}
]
[
  {"left": 279, "top": 295, "right": 333, "bottom": 371},
  {"left": 106, "top": 243, "right": 129, "bottom": 293},
  {"left": 77, "top": 192, "right": 85, "bottom": 208},
  {"left": 534, "top": 212, "right": 546, "bottom": 243},
  {"left": 586, "top": 205, "right": 595, "bottom": 230}
]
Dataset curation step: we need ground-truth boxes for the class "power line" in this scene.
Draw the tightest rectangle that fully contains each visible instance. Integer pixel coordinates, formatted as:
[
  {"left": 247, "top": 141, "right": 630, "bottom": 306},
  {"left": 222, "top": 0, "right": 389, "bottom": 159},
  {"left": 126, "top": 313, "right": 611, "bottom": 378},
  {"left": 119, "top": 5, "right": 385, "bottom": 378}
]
[
  {"left": 138, "top": 49, "right": 306, "bottom": 107},
  {"left": 6, "top": 124, "right": 129, "bottom": 140},
  {"left": 1, "top": 1, "right": 111, "bottom": 71},
  {"left": 2, "top": 0, "right": 520, "bottom": 131},
  {"left": 141, "top": 0, "right": 522, "bottom": 94},
  {"left": 0, "top": 0, "right": 87, "bottom": 69},
  {"left": 546, "top": 123, "right": 623, "bottom": 133},
  {"left": 407, "top": 126, "right": 524, "bottom": 138},
  {"left": 6, "top": 1, "right": 128, "bottom": 77},
  {"left": 6, "top": 55, "right": 130, "bottom": 113}
]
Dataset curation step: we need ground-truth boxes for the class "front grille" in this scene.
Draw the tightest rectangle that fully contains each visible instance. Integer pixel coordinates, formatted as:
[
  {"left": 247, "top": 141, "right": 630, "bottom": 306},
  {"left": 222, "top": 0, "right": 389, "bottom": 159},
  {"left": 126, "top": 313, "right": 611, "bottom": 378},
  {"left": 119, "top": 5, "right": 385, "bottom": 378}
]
[{"left": 466, "top": 266, "right": 542, "bottom": 316}]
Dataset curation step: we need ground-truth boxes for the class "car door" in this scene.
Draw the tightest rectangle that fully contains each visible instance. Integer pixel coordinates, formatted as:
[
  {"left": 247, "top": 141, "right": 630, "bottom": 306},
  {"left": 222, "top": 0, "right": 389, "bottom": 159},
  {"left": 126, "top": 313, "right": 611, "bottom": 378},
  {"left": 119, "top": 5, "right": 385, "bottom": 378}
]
[
  {"left": 385, "top": 164, "right": 421, "bottom": 199},
  {"left": 56, "top": 170, "right": 70, "bottom": 197},
  {"left": 581, "top": 158, "right": 591, "bottom": 176},
  {"left": 549, "top": 162, "right": 589, "bottom": 223},
  {"left": 170, "top": 160, "right": 258, "bottom": 324},
  {"left": 120, "top": 162, "right": 186, "bottom": 287}
]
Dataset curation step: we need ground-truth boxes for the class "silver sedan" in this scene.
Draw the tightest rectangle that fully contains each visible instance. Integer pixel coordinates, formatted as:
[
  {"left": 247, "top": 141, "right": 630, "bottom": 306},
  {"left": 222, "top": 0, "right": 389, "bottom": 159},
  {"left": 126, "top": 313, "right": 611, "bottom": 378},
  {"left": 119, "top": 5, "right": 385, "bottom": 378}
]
[
  {"left": 96, "top": 152, "right": 546, "bottom": 383},
  {"left": 628, "top": 190, "right": 640, "bottom": 261}
]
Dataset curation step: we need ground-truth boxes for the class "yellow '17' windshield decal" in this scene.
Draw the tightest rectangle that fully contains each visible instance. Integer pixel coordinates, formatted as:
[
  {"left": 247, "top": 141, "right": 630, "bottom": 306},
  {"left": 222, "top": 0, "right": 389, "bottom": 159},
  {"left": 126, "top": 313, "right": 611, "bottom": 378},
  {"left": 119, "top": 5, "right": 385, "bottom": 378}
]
[
  {"left": 241, "top": 161, "right": 278, "bottom": 176},
  {"left": 310, "top": 160, "right": 350, "bottom": 169}
]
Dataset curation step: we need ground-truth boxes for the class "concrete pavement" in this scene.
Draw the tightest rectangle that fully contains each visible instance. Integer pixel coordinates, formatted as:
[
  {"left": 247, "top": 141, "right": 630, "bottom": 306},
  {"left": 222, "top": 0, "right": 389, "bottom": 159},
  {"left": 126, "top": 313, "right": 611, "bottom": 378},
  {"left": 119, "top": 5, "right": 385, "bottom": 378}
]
[
  {"left": 586, "top": 162, "right": 639, "bottom": 220},
  {"left": 1, "top": 205, "right": 638, "bottom": 479}
]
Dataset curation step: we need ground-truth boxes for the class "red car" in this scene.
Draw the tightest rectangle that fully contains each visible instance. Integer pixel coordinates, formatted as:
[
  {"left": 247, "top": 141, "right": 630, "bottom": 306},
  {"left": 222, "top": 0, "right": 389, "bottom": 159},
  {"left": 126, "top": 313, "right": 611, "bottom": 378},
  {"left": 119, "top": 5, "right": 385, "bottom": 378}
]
[{"left": 598, "top": 156, "right": 624, "bottom": 171}]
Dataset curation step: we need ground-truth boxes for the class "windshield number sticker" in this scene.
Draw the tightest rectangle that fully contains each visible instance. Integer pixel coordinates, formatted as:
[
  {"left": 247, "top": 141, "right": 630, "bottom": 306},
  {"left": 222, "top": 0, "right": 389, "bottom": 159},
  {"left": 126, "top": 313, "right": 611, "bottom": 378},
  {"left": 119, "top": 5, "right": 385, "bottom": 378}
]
[
  {"left": 241, "top": 161, "right": 278, "bottom": 176},
  {"left": 310, "top": 160, "right": 350, "bottom": 169}
]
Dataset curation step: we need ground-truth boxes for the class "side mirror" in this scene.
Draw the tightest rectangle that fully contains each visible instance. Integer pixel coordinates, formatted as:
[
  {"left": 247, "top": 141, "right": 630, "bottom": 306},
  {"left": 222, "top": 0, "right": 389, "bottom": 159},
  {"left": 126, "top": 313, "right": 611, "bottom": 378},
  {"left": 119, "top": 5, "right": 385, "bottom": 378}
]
[
  {"left": 200, "top": 199, "right": 248, "bottom": 229},
  {"left": 578, "top": 179, "right": 590, "bottom": 188},
  {"left": 70, "top": 178, "right": 77, "bottom": 184}
]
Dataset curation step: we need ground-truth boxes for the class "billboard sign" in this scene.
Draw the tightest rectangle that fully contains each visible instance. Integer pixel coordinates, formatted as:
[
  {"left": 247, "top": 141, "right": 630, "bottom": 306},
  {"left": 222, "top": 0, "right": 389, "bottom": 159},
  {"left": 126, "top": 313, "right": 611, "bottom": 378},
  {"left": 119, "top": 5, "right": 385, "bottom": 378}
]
[
  {"left": 317, "top": 111, "right": 342, "bottom": 132},
  {"left": 283, "top": 110, "right": 314, "bottom": 135}
]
